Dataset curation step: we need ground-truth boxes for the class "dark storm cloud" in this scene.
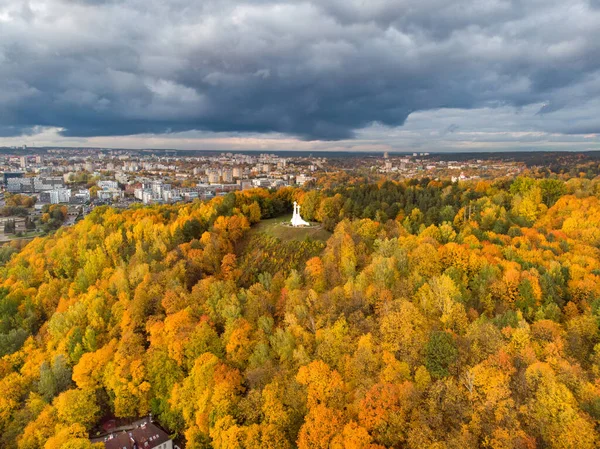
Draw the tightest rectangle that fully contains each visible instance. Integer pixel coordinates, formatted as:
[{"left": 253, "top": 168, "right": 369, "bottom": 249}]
[{"left": 1, "top": 0, "right": 600, "bottom": 140}]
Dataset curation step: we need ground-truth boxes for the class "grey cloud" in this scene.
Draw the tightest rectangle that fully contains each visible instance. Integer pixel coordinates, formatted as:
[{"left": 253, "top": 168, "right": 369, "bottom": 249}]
[
  {"left": 0, "top": 125, "right": 39, "bottom": 137},
  {"left": 1, "top": 0, "right": 600, "bottom": 141}
]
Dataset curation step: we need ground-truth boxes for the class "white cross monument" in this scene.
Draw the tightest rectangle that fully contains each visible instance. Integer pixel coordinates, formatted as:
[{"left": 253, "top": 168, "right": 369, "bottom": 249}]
[{"left": 291, "top": 201, "right": 310, "bottom": 227}]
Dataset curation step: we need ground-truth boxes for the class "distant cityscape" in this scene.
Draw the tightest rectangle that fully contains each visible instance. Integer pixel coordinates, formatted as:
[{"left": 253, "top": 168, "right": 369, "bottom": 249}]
[{"left": 0, "top": 146, "right": 540, "bottom": 241}]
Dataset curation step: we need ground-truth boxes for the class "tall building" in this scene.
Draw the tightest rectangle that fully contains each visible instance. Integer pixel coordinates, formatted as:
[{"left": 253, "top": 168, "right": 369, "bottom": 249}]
[
  {"left": 34, "top": 177, "right": 64, "bottom": 192},
  {"left": 208, "top": 170, "right": 220, "bottom": 184},
  {"left": 222, "top": 169, "right": 233, "bottom": 183},
  {"left": 19, "top": 156, "right": 27, "bottom": 169},
  {"left": 41, "top": 188, "right": 72, "bottom": 204},
  {"left": 3, "top": 172, "right": 24, "bottom": 184},
  {"left": 7, "top": 178, "right": 32, "bottom": 193}
]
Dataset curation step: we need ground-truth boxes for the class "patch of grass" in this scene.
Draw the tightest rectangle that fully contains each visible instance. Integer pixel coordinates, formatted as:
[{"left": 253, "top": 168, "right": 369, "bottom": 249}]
[{"left": 251, "top": 214, "right": 331, "bottom": 243}]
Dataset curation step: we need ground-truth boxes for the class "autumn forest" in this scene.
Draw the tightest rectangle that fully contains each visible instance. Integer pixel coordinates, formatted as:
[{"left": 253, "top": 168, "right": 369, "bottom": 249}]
[{"left": 1, "top": 174, "right": 600, "bottom": 449}]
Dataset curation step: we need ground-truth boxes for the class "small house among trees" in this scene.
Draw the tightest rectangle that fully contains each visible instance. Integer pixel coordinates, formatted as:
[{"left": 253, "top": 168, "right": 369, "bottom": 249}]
[{"left": 95, "top": 422, "right": 172, "bottom": 449}]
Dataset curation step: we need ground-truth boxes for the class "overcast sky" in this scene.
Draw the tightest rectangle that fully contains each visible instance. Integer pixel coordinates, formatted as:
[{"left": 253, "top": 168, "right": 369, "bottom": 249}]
[{"left": 1, "top": 0, "right": 600, "bottom": 152}]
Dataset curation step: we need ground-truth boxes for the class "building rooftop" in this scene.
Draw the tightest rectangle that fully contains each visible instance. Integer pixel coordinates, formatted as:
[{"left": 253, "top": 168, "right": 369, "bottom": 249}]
[{"left": 93, "top": 422, "right": 170, "bottom": 449}]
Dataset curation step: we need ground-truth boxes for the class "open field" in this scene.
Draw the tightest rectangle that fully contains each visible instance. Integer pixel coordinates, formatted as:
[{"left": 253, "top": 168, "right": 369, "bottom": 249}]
[{"left": 249, "top": 214, "right": 331, "bottom": 243}]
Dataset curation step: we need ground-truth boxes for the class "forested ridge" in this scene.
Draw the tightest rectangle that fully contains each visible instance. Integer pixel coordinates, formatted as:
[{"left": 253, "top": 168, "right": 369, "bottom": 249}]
[{"left": 1, "top": 176, "right": 600, "bottom": 448}]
